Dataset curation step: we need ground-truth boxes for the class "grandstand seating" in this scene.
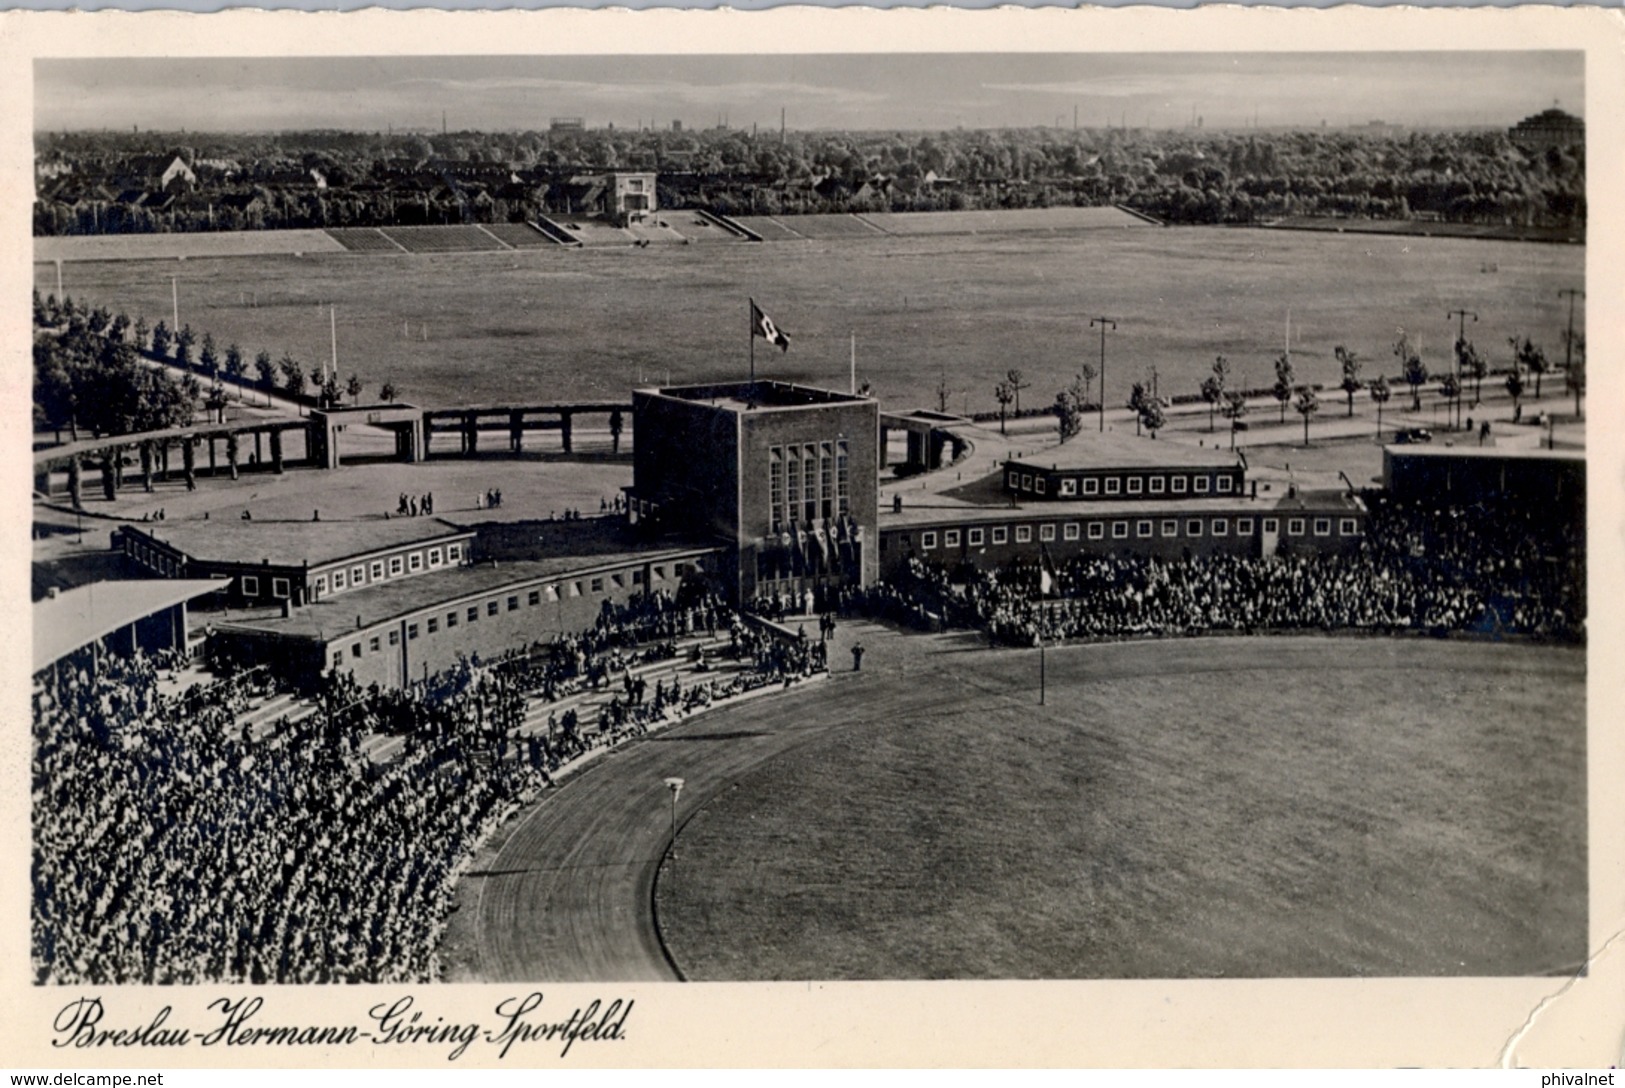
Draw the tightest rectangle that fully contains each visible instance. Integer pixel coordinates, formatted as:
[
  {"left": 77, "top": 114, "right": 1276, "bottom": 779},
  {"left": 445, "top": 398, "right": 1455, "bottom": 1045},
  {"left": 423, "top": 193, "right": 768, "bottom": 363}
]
[
  {"left": 730, "top": 216, "right": 809, "bottom": 242},
  {"left": 750, "top": 214, "right": 887, "bottom": 241},
  {"left": 380, "top": 226, "right": 508, "bottom": 254},
  {"left": 860, "top": 206, "right": 1151, "bottom": 237},
  {"left": 481, "top": 222, "right": 556, "bottom": 248},
  {"left": 321, "top": 208, "right": 1153, "bottom": 254},
  {"left": 527, "top": 216, "right": 581, "bottom": 246},
  {"left": 693, "top": 209, "right": 761, "bottom": 241},
  {"left": 557, "top": 220, "right": 638, "bottom": 247},
  {"left": 31, "top": 595, "right": 826, "bottom": 984},
  {"left": 624, "top": 220, "right": 693, "bottom": 246},
  {"left": 326, "top": 227, "right": 406, "bottom": 253}
]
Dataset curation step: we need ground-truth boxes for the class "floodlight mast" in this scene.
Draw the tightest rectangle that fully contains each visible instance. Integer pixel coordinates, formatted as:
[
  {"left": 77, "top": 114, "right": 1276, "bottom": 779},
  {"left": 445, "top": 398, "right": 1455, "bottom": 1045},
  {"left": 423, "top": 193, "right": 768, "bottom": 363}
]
[
  {"left": 1090, "top": 317, "right": 1117, "bottom": 433},
  {"left": 1446, "top": 309, "right": 1478, "bottom": 430},
  {"left": 1558, "top": 288, "right": 1584, "bottom": 373}
]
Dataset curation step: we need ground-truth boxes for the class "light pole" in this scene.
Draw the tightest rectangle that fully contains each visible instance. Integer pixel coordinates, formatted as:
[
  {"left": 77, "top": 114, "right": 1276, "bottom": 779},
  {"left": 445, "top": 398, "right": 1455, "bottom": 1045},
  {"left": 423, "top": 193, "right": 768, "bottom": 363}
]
[
  {"left": 1090, "top": 317, "right": 1117, "bottom": 433},
  {"left": 664, "top": 776, "right": 684, "bottom": 884},
  {"left": 1446, "top": 309, "right": 1477, "bottom": 431},
  {"left": 1559, "top": 288, "right": 1584, "bottom": 375}
]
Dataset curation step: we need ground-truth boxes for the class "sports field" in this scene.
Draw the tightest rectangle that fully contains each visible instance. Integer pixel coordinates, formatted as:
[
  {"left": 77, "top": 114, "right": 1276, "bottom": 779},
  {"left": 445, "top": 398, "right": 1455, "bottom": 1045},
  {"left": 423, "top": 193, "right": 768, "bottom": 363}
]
[
  {"left": 442, "top": 627, "right": 1585, "bottom": 981},
  {"left": 655, "top": 634, "right": 1586, "bottom": 980},
  {"left": 36, "top": 224, "right": 1581, "bottom": 414}
]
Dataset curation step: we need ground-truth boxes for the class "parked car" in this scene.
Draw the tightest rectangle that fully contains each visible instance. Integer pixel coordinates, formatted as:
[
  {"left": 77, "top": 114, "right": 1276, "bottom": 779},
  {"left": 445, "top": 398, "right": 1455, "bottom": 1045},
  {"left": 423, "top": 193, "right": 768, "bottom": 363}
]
[{"left": 1394, "top": 428, "right": 1433, "bottom": 444}]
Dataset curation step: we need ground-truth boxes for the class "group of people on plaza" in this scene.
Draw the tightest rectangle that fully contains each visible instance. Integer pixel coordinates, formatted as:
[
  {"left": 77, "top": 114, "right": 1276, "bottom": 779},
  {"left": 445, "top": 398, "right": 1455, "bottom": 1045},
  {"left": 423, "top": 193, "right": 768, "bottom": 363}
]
[{"left": 396, "top": 491, "right": 436, "bottom": 517}]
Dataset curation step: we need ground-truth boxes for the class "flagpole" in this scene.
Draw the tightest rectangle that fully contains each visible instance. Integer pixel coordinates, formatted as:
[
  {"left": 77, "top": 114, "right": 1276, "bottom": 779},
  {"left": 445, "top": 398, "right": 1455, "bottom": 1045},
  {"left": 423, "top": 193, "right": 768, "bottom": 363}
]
[
  {"left": 330, "top": 305, "right": 338, "bottom": 387},
  {"left": 850, "top": 332, "right": 856, "bottom": 394},
  {"left": 749, "top": 298, "right": 756, "bottom": 387}
]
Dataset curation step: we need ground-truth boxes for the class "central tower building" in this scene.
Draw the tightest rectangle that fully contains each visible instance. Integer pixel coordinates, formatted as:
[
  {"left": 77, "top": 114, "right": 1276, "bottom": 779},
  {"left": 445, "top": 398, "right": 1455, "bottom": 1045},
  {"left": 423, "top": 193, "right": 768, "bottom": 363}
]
[{"left": 627, "top": 381, "right": 879, "bottom": 605}]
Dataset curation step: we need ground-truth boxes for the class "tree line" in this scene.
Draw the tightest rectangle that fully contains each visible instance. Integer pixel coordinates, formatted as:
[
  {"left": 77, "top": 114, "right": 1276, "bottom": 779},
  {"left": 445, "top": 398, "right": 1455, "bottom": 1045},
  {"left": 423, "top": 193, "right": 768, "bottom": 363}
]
[
  {"left": 33, "top": 289, "right": 401, "bottom": 443},
  {"left": 1027, "top": 323, "right": 1583, "bottom": 449},
  {"left": 33, "top": 293, "right": 198, "bottom": 441},
  {"left": 35, "top": 122, "right": 1583, "bottom": 235}
]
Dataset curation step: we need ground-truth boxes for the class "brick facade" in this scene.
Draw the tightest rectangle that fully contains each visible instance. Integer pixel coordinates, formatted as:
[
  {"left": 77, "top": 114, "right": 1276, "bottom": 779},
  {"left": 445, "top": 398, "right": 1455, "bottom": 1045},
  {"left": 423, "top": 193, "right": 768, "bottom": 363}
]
[{"left": 629, "top": 382, "right": 879, "bottom": 604}]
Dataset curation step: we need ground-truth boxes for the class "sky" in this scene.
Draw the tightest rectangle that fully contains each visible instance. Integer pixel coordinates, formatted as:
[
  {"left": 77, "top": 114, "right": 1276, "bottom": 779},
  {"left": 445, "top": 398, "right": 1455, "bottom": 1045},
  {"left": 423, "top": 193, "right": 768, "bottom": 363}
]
[{"left": 36, "top": 52, "right": 1583, "bottom": 134}]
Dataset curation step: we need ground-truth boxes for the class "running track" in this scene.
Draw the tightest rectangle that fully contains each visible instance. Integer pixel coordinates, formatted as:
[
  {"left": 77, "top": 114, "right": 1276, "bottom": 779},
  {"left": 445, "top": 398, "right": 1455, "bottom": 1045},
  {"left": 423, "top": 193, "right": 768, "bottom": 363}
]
[
  {"left": 438, "top": 628, "right": 1567, "bottom": 981},
  {"left": 439, "top": 619, "right": 974, "bottom": 981}
]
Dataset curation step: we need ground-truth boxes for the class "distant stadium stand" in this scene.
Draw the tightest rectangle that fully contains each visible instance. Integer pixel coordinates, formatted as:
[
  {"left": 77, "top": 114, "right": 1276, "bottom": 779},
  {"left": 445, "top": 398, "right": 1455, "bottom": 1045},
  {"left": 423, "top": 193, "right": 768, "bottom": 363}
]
[
  {"left": 481, "top": 222, "right": 556, "bottom": 248},
  {"left": 380, "top": 225, "right": 508, "bottom": 254},
  {"left": 730, "top": 216, "right": 808, "bottom": 242},
  {"left": 527, "top": 216, "right": 582, "bottom": 246},
  {"left": 758, "top": 214, "right": 887, "bottom": 241},
  {"left": 326, "top": 227, "right": 407, "bottom": 253},
  {"left": 861, "top": 206, "right": 1153, "bottom": 236}
]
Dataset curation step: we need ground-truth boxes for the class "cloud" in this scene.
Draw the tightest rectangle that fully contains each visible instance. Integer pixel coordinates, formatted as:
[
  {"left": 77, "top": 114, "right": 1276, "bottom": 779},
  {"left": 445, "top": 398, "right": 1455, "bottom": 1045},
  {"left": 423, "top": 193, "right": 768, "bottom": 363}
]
[
  {"left": 394, "top": 73, "right": 889, "bottom": 113},
  {"left": 35, "top": 52, "right": 1582, "bottom": 133}
]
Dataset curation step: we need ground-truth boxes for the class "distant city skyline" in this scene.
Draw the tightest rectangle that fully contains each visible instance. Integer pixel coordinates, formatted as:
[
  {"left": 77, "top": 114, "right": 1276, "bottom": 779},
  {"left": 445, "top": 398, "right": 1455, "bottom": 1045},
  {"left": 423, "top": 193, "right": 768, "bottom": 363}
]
[{"left": 37, "top": 52, "right": 1582, "bottom": 135}]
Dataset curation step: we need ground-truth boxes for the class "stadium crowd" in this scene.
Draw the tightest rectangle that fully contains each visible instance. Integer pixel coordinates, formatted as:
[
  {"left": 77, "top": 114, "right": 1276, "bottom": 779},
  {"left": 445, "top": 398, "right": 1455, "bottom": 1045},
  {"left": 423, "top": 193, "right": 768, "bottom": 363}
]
[
  {"left": 40, "top": 493, "right": 1567, "bottom": 985},
  {"left": 32, "top": 647, "right": 545, "bottom": 985},
  {"left": 840, "top": 495, "right": 1584, "bottom": 647},
  {"left": 32, "top": 585, "right": 829, "bottom": 985}
]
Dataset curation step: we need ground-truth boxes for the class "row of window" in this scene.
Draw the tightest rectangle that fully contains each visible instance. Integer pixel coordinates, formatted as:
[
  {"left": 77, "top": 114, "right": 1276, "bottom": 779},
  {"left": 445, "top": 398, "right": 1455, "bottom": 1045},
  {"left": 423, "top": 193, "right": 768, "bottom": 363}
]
[
  {"left": 312, "top": 541, "right": 466, "bottom": 599},
  {"left": 239, "top": 574, "right": 289, "bottom": 599},
  {"left": 1008, "top": 469, "right": 1237, "bottom": 498},
  {"left": 119, "top": 534, "right": 474, "bottom": 601},
  {"left": 914, "top": 514, "right": 1361, "bottom": 550},
  {"left": 328, "top": 564, "right": 686, "bottom": 670},
  {"left": 125, "top": 538, "right": 182, "bottom": 577},
  {"left": 769, "top": 440, "right": 851, "bottom": 531}
]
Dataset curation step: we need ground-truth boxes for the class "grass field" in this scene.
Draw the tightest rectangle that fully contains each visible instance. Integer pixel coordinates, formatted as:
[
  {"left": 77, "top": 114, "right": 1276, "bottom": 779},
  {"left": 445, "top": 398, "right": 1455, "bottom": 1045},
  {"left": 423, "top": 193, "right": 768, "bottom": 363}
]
[
  {"left": 37, "top": 226, "right": 1582, "bottom": 413},
  {"left": 655, "top": 637, "right": 1586, "bottom": 980}
]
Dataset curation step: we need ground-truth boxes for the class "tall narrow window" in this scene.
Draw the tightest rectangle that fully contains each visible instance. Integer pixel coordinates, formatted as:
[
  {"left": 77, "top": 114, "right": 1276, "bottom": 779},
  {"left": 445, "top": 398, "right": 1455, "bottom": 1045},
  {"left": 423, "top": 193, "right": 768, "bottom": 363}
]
[
  {"left": 837, "top": 440, "right": 850, "bottom": 516},
  {"left": 803, "top": 443, "right": 818, "bottom": 522},
  {"left": 786, "top": 446, "right": 800, "bottom": 523},
  {"left": 769, "top": 447, "right": 785, "bottom": 531},
  {"left": 819, "top": 441, "right": 834, "bottom": 520}
]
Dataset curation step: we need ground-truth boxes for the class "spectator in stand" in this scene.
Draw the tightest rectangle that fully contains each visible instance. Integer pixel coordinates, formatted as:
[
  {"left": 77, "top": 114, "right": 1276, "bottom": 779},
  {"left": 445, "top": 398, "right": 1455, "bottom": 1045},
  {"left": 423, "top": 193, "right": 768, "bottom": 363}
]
[
  {"left": 32, "top": 578, "right": 840, "bottom": 987},
  {"left": 838, "top": 494, "right": 1581, "bottom": 648}
]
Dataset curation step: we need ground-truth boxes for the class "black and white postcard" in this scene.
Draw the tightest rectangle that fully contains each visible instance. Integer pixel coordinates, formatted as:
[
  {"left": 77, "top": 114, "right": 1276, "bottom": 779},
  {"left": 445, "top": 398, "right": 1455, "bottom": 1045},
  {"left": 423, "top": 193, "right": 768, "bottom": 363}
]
[{"left": 4, "top": 5, "right": 1621, "bottom": 1069}]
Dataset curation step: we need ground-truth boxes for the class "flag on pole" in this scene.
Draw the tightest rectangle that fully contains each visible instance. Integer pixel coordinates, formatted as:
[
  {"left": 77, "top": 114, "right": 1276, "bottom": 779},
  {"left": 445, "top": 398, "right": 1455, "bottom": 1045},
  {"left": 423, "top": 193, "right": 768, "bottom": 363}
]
[
  {"left": 1039, "top": 540, "right": 1057, "bottom": 597},
  {"left": 751, "top": 299, "right": 791, "bottom": 352}
]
